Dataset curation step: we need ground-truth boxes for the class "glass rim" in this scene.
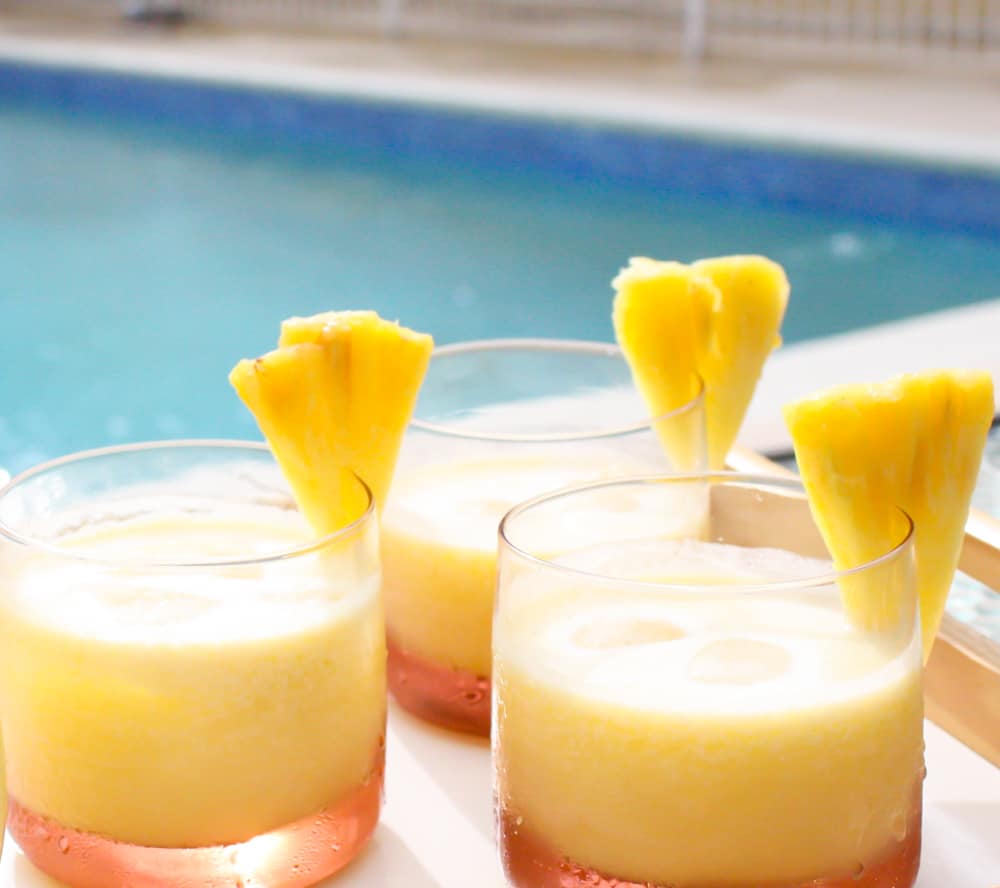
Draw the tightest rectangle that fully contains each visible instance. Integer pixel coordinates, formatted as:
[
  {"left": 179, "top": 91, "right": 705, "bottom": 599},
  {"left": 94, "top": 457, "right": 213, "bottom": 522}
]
[
  {"left": 498, "top": 472, "right": 915, "bottom": 593},
  {"left": 410, "top": 337, "right": 705, "bottom": 443},
  {"left": 0, "top": 439, "right": 375, "bottom": 568}
]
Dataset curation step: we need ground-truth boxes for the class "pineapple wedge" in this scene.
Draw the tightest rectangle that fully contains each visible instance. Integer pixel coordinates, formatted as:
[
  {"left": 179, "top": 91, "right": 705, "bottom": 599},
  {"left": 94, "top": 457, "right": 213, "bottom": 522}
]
[
  {"left": 279, "top": 310, "right": 380, "bottom": 347},
  {"left": 611, "top": 260, "right": 715, "bottom": 470},
  {"left": 613, "top": 255, "right": 788, "bottom": 469},
  {"left": 230, "top": 343, "right": 358, "bottom": 535},
  {"left": 231, "top": 312, "right": 433, "bottom": 534},
  {"left": 785, "top": 370, "right": 994, "bottom": 659},
  {"left": 691, "top": 256, "right": 789, "bottom": 469}
]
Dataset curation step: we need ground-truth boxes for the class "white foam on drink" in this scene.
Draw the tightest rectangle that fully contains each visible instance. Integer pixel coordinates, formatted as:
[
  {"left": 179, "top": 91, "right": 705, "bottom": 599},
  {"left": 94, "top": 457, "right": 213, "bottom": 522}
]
[
  {"left": 423, "top": 385, "right": 651, "bottom": 438},
  {"left": 557, "top": 537, "right": 830, "bottom": 584},
  {"left": 384, "top": 389, "right": 674, "bottom": 550},
  {"left": 384, "top": 450, "right": 673, "bottom": 552},
  {"left": 498, "top": 540, "right": 918, "bottom": 716},
  {"left": 4, "top": 508, "right": 374, "bottom": 646}
]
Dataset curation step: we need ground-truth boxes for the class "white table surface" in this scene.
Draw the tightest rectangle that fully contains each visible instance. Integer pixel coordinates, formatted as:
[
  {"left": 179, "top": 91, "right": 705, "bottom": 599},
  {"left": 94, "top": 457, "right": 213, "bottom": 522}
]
[{"left": 3, "top": 701, "right": 998, "bottom": 888}]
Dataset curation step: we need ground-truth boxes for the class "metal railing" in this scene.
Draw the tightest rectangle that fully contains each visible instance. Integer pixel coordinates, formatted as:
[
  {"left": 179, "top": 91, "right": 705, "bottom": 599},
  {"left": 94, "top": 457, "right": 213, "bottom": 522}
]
[{"left": 6, "top": 0, "right": 999, "bottom": 63}]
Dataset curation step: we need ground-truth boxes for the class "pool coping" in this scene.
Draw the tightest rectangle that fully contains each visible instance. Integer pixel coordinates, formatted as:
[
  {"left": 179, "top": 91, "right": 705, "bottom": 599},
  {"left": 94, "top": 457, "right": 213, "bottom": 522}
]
[
  {"left": 3, "top": 33, "right": 1000, "bottom": 239},
  {"left": 0, "top": 29, "right": 998, "bottom": 175}
]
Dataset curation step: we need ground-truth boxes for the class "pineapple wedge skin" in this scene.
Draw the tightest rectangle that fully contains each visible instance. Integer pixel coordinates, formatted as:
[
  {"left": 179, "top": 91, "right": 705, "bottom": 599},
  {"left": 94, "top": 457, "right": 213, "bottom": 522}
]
[
  {"left": 691, "top": 256, "right": 789, "bottom": 468},
  {"left": 276, "top": 311, "right": 434, "bottom": 513},
  {"left": 613, "top": 255, "right": 788, "bottom": 471},
  {"left": 612, "top": 259, "right": 714, "bottom": 470},
  {"left": 785, "top": 369, "right": 994, "bottom": 659}
]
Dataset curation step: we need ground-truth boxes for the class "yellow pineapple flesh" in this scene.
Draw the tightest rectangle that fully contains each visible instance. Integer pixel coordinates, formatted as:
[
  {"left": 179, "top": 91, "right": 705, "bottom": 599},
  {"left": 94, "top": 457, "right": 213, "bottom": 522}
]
[
  {"left": 691, "top": 256, "right": 789, "bottom": 468},
  {"left": 611, "top": 259, "right": 715, "bottom": 469},
  {"left": 785, "top": 370, "right": 994, "bottom": 659},
  {"left": 230, "top": 312, "right": 433, "bottom": 535},
  {"left": 229, "top": 343, "right": 359, "bottom": 535},
  {"left": 613, "top": 255, "right": 788, "bottom": 469}
]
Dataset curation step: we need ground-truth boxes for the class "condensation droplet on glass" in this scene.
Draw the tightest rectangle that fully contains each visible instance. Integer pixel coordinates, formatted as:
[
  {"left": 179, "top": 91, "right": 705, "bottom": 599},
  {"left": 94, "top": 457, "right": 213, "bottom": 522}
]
[
  {"left": 889, "top": 810, "right": 908, "bottom": 841},
  {"left": 57, "top": 836, "right": 70, "bottom": 854},
  {"left": 853, "top": 863, "right": 865, "bottom": 880}
]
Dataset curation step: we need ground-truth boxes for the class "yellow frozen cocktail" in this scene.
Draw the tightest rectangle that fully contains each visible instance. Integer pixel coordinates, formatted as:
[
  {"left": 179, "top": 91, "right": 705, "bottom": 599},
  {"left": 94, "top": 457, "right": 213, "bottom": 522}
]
[
  {"left": 381, "top": 339, "right": 706, "bottom": 735},
  {"left": 0, "top": 442, "right": 383, "bottom": 888},
  {"left": 494, "top": 474, "right": 924, "bottom": 888},
  {"left": 0, "top": 310, "right": 433, "bottom": 887},
  {"left": 383, "top": 254, "right": 791, "bottom": 737},
  {"left": 495, "top": 360, "right": 994, "bottom": 888}
]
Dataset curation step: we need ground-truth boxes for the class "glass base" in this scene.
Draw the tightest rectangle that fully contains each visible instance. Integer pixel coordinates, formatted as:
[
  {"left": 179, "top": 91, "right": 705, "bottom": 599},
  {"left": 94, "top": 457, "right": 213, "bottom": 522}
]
[
  {"left": 499, "top": 808, "right": 921, "bottom": 888},
  {"left": 387, "top": 634, "right": 491, "bottom": 736},
  {"left": 9, "top": 762, "right": 384, "bottom": 888}
]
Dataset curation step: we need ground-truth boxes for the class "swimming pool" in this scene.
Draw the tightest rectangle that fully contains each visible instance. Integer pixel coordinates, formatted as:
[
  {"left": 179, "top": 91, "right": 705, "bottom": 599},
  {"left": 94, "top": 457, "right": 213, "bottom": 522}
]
[{"left": 1, "top": 62, "right": 999, "bottom": 476}]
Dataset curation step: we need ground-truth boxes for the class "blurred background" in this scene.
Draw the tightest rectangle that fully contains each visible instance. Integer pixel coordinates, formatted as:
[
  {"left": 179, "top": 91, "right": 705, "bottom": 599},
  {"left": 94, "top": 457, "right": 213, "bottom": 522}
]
[
  {"left": 4, "top": 0, "right": 999, "bottom": 63},
  {"left": 0, "top": 0, "right": 997, "bottom": 637}
]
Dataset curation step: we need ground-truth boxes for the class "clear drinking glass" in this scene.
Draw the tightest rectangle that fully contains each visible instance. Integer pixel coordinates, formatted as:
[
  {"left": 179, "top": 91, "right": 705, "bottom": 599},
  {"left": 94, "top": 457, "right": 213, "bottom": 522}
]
[
  {"left": 380, "top": 339, "right": 705, "bottom": 736},
  {"left": 495, "top": 474, "right": 923, "bottom": 888},
  {"left": 0, "top": 441, "right": 385, "bottom": 888}
]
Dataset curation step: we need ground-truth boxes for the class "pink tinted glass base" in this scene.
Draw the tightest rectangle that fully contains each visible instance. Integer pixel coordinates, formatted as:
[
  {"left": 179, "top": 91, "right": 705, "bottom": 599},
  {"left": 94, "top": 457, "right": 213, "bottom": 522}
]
[
  {"left": 9, "top": 757, "right": 384, "bottom": 888},
  {"left": 499, "top": 806, "right": 921, "bottom": 888},
  {"left": 387, "top": 634, "right": 491, "bottom": 736}
]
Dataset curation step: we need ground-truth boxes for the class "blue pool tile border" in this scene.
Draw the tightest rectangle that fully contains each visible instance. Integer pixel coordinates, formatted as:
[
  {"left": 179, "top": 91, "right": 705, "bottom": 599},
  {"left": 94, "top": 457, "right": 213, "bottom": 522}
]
[{"left": 1, "top": 59, "right": 998, "bottom": 237}]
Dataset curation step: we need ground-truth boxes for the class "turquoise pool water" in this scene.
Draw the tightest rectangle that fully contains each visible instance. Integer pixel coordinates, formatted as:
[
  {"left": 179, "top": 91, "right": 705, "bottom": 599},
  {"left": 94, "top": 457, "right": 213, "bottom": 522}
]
[{"left": 1, "top": 102, "right": 999, "bottom": 473}]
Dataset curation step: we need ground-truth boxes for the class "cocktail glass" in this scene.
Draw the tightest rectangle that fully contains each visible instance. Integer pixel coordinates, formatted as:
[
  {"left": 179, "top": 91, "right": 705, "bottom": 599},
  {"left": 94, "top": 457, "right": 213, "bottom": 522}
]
[
  {"left": 380, "top": 339, "right": 705, "bottom": 735},
  {"left": 0, "top": 441, "right": 385, "bottom": 888},
  {"left": 495, "top": 473, "right": 923, "bottom": 888}
]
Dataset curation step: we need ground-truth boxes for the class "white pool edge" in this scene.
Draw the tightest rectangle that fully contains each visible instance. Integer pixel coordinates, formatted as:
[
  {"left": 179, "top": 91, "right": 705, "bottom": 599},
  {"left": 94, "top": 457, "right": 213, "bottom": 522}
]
[
  {"left": 743, "top": 299, "right": 1000, "bottom": 456},
  {"left": 1, "top": 32, "right": 999, "bottom": 171}
]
